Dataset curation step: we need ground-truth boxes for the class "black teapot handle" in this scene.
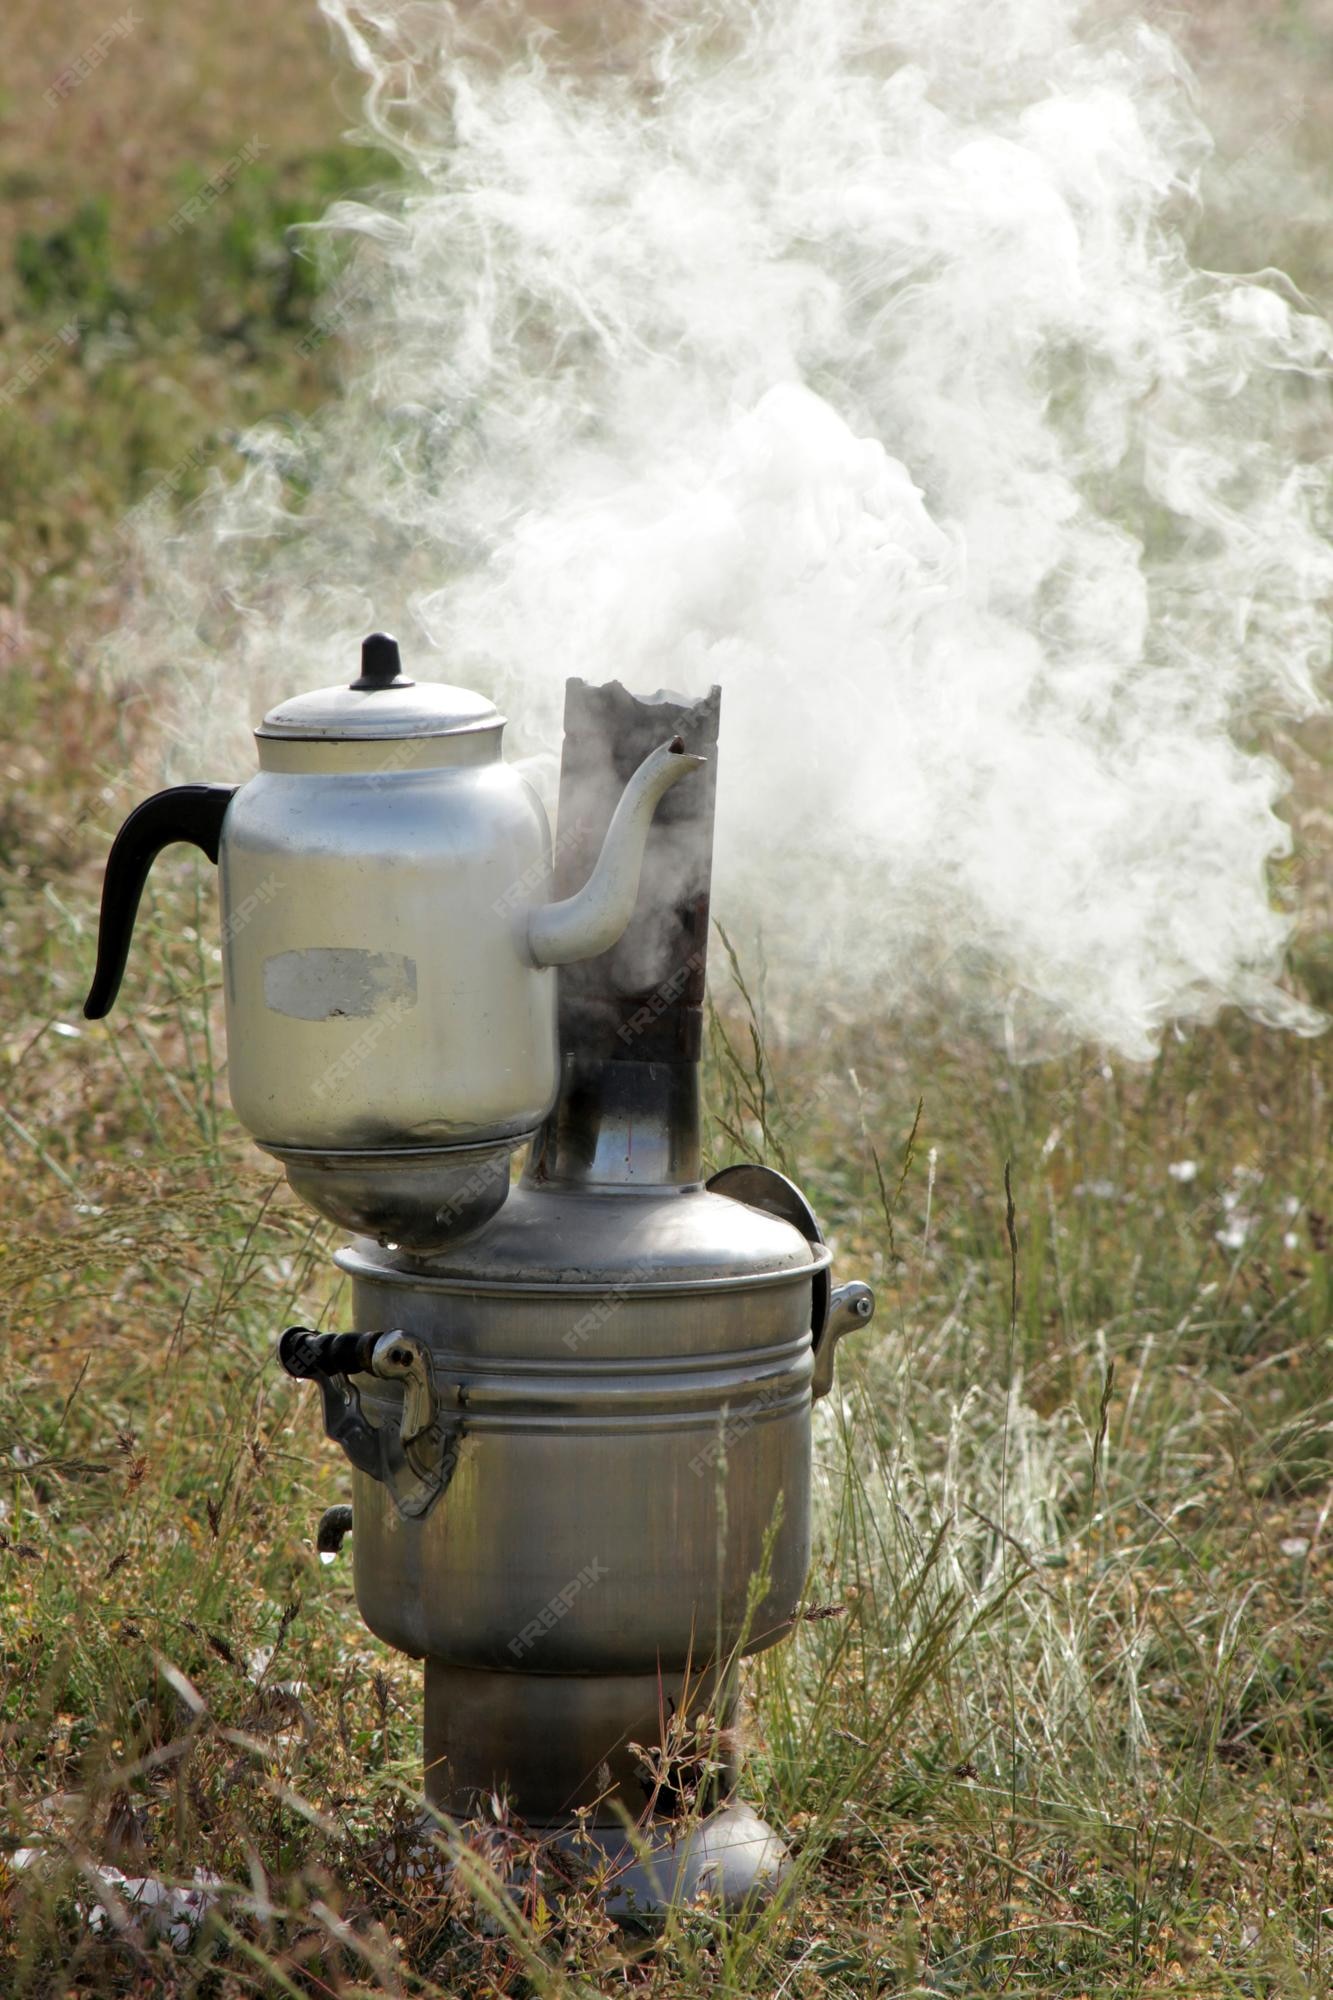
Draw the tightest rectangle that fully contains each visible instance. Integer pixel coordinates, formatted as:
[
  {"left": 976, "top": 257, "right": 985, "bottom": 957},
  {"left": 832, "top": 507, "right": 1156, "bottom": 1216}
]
[{"left": 83, "top": 784, "right": 237, "bottom": 1020}]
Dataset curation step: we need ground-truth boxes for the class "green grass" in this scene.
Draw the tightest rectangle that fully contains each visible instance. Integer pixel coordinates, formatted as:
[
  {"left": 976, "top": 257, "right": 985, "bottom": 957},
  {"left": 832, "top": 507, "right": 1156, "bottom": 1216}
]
[
  {"left": 1, "top": 855, "right": 1328, "bottom": 1995},
  {"left": 1, "top": 3, "right": 1331, "bottom": 1992}
]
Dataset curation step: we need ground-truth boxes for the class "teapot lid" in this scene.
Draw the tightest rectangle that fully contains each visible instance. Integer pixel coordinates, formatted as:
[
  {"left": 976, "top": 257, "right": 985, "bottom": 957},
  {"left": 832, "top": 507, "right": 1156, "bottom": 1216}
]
[{"left": 257, "top": 634, "right": 502, "bottom": 742}]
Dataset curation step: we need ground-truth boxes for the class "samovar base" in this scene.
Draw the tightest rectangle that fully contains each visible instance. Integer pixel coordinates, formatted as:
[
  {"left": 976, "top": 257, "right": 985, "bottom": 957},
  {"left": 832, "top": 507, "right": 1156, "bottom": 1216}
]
[
  {"left": 538, "top": 1802, "right": 790, "bottom": 1920},
  {"left": 422, "top": 1662, "right": 790, "bottom": 1916},
  {"left": 425, "top": 1661, "right": 738, "bottom": 1823}
]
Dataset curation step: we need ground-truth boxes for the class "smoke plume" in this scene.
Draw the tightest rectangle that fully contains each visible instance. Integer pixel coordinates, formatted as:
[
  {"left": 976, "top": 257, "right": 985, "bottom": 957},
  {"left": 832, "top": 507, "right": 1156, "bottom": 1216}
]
[{"left": 113, "top": 0, "right": 1332, "bottom": 1058}]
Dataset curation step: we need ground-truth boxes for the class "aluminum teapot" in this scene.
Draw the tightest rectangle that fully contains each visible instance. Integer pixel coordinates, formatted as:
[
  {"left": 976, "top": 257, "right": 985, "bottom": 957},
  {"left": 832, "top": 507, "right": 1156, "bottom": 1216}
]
[{"left": 84, "top": 634, "right": 702, "bottom": 1248}]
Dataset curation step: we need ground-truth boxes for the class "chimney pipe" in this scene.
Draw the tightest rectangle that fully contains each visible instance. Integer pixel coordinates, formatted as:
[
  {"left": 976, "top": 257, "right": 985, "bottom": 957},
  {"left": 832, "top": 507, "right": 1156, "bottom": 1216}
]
[{"left": 525, "top": 678, "right": 721, "bottom": 1190}]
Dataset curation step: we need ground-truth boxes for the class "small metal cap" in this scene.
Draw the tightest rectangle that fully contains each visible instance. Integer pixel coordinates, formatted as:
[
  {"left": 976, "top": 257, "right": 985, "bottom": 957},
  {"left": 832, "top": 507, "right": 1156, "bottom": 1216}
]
[{"left": 351, "top": 632, "right": 414, "bottom": 691}]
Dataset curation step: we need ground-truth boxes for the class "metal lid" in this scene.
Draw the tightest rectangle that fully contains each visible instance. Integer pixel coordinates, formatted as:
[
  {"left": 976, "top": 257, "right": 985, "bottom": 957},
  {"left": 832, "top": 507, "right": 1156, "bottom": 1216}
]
[
  {"left": 337, "top": 1184, "right": 823, "bottom": 1291},
  {"left": 257, "top": 633, "right": 502, "bottom": 743}
]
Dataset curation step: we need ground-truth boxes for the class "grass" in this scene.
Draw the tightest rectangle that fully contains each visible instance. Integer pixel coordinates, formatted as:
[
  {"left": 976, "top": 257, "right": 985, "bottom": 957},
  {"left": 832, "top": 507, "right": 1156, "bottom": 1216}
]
[
  {"left": 1, "top": 1, "right": 1332, "bottom": 1993},
  {"left": 1, "top": 925, "right": 1329, "bottom": 1994}
]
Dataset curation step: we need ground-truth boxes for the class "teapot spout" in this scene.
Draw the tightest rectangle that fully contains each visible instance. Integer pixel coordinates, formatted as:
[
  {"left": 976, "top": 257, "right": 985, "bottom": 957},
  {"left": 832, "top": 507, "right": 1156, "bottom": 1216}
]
[{"left": 526, "top": 738, "right": 704, "bottom": 969}]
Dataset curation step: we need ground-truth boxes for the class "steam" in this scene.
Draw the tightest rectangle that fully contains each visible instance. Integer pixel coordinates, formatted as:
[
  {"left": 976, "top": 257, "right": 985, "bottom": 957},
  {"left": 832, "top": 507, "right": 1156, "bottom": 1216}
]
[{"left": 114, "top": 0, "right": 1332, "bottom": 1058}]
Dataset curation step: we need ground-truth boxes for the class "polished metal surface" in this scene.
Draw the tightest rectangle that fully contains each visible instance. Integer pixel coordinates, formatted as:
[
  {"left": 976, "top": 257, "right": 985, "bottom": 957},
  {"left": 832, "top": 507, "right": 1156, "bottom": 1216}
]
[
  {"left": 264, "top": 1135, "right": 517, "bottom": 1252},
  {"left": 424, "top": 1666, "right": 792, "bottom": 1915},
  {"left": 342, "top": 1188, "right": 819, "bottom": 1665},
  {"left": 220, "top": 750, "right": 558, "bottom": 1158},
  {"left": 706, "top": 1159, "right": 832, "bottom": 1347},
  {"left": 704, "top": 1164, "right": 878, "bottom": 1397},
  {"left": 257, "top": 674, "right": 500, "bottom": 743},
  {"left": 573, "top": 1803, "right": 790, "bottom": 1918},
  {"left": 328, "top": 1167, "right": 867, "bottom": 1827},
  {"left": 83, "top": 643, "right": 702, "bottom": 1217},
  {"left": 267, "top": 675, "right": 877, "bottom": 1877},
  {"left": 79, "top": 664, "right": 876, "bottom": 1908},
  {"left": 526, "top": 742, "right": 707, "bottom": 968},
  {"left": 527, "top": 1056, "right": 703, "bottom": 1190},
  {"left": 814, "top": 1281, "right": 876, "bottom": 1400},
  {"left": 424, "top": 1663, "right": 736, "bottom": 1820},
  {"left": 216, "top": 723, "right": 696, "bottom": 1187},
  {"left": 341, "top": 1182, "right": 821, "bottom": 1291}
]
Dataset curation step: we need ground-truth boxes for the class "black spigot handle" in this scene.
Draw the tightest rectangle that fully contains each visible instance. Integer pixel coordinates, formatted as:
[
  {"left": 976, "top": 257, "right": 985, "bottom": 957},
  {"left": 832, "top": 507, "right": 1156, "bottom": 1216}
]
[
  {"left": 83, "top": 784, "right": 237, "bottom": 1020},
  {"left": 279, "top": 1327, "right": 378, "bottom": 1380},
  {"left": 317, "top": 1504, "right": 354, "bottom": 1556}
]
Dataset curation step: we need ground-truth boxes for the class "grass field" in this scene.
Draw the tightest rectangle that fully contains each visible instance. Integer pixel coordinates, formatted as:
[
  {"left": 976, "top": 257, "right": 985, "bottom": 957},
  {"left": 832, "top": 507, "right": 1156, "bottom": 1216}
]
[{"left": 1, "top": 2, "right": 1331, "bottom": 1994}]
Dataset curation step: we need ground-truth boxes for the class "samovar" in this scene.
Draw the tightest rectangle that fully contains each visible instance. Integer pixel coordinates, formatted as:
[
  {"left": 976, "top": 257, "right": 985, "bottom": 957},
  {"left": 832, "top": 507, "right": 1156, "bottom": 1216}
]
[{"left": 87, "top": 656, "right": 873, "bottom": 1911}]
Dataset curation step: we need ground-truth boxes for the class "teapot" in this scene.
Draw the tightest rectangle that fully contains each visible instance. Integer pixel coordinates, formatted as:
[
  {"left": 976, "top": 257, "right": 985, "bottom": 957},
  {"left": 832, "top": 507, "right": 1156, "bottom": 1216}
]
[{"left": 84, "top": 634, "right": 702, "bottom": 1249}]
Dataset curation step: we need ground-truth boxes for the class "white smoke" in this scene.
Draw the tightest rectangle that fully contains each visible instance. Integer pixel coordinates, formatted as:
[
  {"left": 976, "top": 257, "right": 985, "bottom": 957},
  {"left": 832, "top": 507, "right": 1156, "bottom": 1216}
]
[{"left": 114, "top": 0, "right": 1332, "bottom": 1058}]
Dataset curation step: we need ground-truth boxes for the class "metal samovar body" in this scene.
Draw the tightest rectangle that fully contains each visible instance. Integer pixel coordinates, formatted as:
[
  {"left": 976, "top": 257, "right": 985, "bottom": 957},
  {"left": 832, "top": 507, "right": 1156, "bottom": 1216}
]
[
  {"left": 279, "top": 680, "right": 873, "bottom": 1906},
  {"left": 343, "top": 1185, "right": 818, "bottom": 1677},
  {"left": 83, "top": 647, "right": 873, "bottom": 1907}
]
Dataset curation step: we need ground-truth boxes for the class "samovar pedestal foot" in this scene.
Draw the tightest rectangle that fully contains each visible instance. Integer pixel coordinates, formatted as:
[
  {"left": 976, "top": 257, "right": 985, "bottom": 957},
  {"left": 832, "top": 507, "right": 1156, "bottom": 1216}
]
[
  {"left": 537, "top": 1802, "right": 791, "bottom": 1921},
  {"left": 421, "top": 1660, "right": 790, "bottom": 1919}
]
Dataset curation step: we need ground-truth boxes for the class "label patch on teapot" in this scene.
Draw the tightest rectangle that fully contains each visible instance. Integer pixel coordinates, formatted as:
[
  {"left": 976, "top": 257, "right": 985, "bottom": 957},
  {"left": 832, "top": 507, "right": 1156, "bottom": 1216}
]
[{"left": 262, "top": 948, "right": 419, "bottom": 1022}]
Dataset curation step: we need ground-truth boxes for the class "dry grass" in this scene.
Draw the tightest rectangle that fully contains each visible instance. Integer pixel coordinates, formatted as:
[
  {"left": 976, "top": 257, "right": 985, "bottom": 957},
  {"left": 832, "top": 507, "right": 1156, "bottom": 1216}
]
[{"left": 0, "top": 1, "right": 345, "bottom": 262}]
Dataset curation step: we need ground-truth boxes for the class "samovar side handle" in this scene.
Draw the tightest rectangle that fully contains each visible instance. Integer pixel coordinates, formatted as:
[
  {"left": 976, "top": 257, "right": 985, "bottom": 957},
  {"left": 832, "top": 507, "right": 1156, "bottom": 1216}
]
[{"left": 811, "top": 1281, "right": 875, "bottom": 1401}]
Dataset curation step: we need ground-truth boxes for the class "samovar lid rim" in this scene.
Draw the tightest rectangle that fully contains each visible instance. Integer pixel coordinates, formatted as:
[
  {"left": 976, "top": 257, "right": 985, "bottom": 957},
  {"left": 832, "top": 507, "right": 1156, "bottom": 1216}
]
[{"left": 333, "top": 1184, "right": 828, "bottom": 1291}]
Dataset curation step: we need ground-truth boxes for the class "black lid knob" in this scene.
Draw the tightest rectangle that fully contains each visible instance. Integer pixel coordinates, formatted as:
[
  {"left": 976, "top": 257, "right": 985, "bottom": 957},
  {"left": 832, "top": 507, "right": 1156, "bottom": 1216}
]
[{"left": 351, "top": 632, "right": 413, "bottom": 691}]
